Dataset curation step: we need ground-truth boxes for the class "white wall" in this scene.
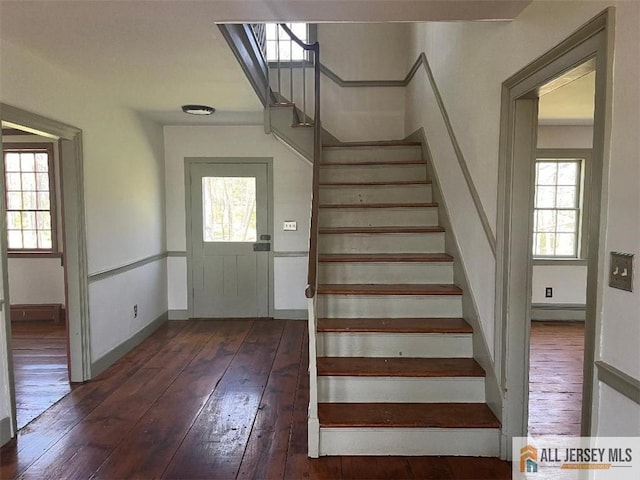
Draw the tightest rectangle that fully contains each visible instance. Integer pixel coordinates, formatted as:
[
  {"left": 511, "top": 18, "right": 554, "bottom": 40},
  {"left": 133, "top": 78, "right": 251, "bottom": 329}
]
[
  {"left": 531, "top": 265, "right": 587, "bottom": 304},
  {"left": 163, "top": 125, "right": 312, "bottom": 314},
  {"left": 0, "top": 39, "right": 167, "bottom": 372},
  {"left": 89, "top": 260, "right": 167, "bottom": 361},
  {"left": 405, "top": 0, "right": 640, "bottom": 433},
  {"left": 319, "top": 24, "right": 411, "bottom": 81},
  {"left": 596, "top": 383, "right": 640, "bottom": 436},
  {"left": 274, "top": 256, "right": 308, "bottom": 310},
  {"left": 7, "top": 258, "right": 65, "bottom": 305},
  {"left": 316, "top": 23, "right": 411, "bottom": 141},
  {"left": 537, "top": 125, "right": 593, "bottom": 149}
]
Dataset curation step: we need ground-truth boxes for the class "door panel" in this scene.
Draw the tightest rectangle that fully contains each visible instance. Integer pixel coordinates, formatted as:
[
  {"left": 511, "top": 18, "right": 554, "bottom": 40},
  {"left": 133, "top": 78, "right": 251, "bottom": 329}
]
[{"left": 189, "top": 163, "right": 270, "bottom": 318}]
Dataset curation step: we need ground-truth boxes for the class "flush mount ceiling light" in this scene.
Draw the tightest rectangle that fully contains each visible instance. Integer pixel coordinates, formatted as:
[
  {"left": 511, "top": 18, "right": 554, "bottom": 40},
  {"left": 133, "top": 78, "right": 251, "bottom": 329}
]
[{"left": 181, "top": 104, "right": 215, "bottom": 115}]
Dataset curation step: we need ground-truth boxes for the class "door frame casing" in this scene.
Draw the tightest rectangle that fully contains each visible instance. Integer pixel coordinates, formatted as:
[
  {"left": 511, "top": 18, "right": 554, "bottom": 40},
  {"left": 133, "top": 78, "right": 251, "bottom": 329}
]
[
  {"left": 495, "top": 9, "right": 613, "bottom": 458},
  {"left": 1, "top": 103, "right": 91, "bottom": 437},
  {"left": 184, "top": 157, "right": 274, "bottom": 319}
]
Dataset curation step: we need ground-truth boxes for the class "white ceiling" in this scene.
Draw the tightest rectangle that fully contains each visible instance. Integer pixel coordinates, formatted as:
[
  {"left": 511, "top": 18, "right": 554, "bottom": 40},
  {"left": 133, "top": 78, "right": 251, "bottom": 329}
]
[
  {"left": 0, "top": 0, "right": 532, "bottom": 126},
  {"left": 539, "top": 71, "right": 596, "bottom": 125}
]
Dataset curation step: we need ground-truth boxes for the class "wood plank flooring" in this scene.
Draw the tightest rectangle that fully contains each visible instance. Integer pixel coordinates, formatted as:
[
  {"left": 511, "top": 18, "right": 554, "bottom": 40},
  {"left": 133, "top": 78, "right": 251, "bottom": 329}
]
[
  {"left": 528, "top": 321, "right": 585, "bottom": 436},
  {"left": 10, "top": 321, "right": 71, "bottom": 430},
  {"left": 1, "top": 319, "right": 512, "bottom": 479}
]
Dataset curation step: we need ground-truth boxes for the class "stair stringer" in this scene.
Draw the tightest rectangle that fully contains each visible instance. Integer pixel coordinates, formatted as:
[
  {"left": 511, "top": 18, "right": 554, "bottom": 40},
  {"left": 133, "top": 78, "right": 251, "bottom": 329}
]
[{"left": 409, "top": 128, "right": 504, "bottom": 434}]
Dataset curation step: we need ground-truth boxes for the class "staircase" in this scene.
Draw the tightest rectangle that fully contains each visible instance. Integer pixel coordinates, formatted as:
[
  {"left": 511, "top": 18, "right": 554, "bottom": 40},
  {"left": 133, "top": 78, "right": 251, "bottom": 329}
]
[
  {"left": 312, "top": 142, "right": 500, "bottom": 456},
  {"left": 221, "top": 22, "right": 501, "bottom": 458}
]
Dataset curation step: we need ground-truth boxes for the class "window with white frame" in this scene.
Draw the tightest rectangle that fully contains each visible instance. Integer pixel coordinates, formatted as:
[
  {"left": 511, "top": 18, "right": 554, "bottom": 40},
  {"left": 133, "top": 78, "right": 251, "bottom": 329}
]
[
  {"left": 533, "top": 157, "right": 585, "bottom": 258},
  {"left": 3, "top": 143, "right": 57, "bottom": 252},
  {"left": 265, "top": 23, "right": 310, "bottom": 62}
]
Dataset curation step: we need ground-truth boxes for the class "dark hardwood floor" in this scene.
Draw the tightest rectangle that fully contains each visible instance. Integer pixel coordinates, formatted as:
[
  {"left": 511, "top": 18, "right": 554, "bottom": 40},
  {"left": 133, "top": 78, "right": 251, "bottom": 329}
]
[
  {"left": 1, "top": 319, "right": 512, "bottom": 479},
  {"left": 10, "top": 320, "right": 71, "bottom": 429},
  {"left": 528, "top": 320, "right": 585, "bottom": 436}
]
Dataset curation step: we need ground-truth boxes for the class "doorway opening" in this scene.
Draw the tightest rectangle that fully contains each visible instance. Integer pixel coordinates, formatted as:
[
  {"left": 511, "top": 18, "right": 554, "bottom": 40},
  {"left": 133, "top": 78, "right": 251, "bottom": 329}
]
[
  {"left": 527, "top": 63, "right": 595, "bottom": 436},
  {"left": 497, "top": 10, "right": 610, "bottom": 457},
  {"left": 2, "top": 126, "right": 70, "bottom": 429},
  {"left": 1, "top": 104, "right": 91, "bottom": 442}
]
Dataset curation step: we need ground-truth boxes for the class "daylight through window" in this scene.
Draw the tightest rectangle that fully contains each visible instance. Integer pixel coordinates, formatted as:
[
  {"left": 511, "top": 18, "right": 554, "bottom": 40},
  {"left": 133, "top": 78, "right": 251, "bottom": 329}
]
[
  {"left": 533, "top": 159, "right": 583, "bottom": 258},
  {"left": 265, "top": 23, "right": 309, "bottom": 62},
  {"left": 4, "top": 144, "right": 56, "bottom": 251},
  {"left": 202, "top": 177, "right": 257, "bottom": 242}
]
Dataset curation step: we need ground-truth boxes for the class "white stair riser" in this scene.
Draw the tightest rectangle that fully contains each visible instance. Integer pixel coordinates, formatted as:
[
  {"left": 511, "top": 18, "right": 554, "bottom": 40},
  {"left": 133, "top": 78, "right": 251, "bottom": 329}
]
[
  {"left": 318, "top": 377, "right": 485, "bottom": 403},
  {"left": 319, "top": 262, "right": 453, "bottom": 284},
  {"left": 318, "top": 295, "right": 463, "bottom": 318},
  {"left": 320, "top": 164, "right": 426, "bottom": 183},
  {"left": 319, "top": 207, "right": 438, "bottom": 228},
  {"left": 320, "top": 184, "right": 433, "bottom": 204},
  {"left": 319, "top": 428, "right": 500, "bottom": 456},
  {"left": 317, "top": 332, "right": 472, "bottom": 358},
  {"left": 323, "top": 146, "right": 422, "bottom": 163},
  {"left": 319, "top": 233, "right": 445, "bottom": 254}
]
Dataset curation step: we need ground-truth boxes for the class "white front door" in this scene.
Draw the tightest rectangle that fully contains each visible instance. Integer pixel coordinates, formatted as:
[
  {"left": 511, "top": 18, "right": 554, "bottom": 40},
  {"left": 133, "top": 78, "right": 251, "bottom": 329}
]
[{"left": 188, "top": 162, "right": 270, "bottom": 318}]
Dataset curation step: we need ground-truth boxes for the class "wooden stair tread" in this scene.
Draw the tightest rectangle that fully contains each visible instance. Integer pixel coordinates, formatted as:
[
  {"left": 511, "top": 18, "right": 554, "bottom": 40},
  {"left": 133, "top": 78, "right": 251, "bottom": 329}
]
[
  {"left": 320, "top": 180, "right": 431, "bottom": 186},
  {"left": 323, "top": 141, "right": 421, "bottom": 148},
  {"left": 319, "top": 202, "right": 437, "bottom": 209},
  {"left": 318, "top": 403, "right": 501, "bottom": 429},
  {"left": 320, "top": 226, "right": 445, "bottom": 234},
  {"left": 321, "top": 160, "right": 425, "bottom": 166},
  {"left": 270, "top": 102, "right": 295, "bottom": 108},
  {"left": 317, "top": 317, "right": 472, "bottom": 334},
  {"left": 317, "top": 357, "right": 485, "bottom": 377},
  {"left": 318, "top": 253, "right": 453, "bottom": 263},
  {"left": 317, "top": 284, "right": 463, "bottom": 295}
]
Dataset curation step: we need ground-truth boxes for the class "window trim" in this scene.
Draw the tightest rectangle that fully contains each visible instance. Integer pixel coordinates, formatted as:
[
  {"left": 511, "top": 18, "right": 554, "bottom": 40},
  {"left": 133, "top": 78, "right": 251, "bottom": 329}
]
[
  {"left": 533, "top": 148, "right": 591, "bottom": 263},
  {"left": 265, "top": 23, "right": 317, "bottom": 66},
  {"left": 3, "top": 142, "right": 59, "bottom": 256}
]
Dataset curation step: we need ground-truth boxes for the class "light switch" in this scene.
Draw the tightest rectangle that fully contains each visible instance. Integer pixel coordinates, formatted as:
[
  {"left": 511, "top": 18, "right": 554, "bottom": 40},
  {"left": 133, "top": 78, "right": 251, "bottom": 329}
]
[
  {"left": 609, "top": 252, "right": 633, "bottom": 292},
  {"left": 283, "top": 221, "right": 297, "bottom": 231}
]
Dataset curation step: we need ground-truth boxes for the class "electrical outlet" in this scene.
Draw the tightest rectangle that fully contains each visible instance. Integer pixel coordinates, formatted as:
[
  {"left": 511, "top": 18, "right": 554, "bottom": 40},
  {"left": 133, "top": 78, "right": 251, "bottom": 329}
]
[
  {"left": 545, "top": 287, "right": 553, "bottom": 298},
  {"left": 133, "top": 304, "right": 138, "bottom": 318},
  {"left": 283, "top": 221, "right": 297, "bottom": 231}
]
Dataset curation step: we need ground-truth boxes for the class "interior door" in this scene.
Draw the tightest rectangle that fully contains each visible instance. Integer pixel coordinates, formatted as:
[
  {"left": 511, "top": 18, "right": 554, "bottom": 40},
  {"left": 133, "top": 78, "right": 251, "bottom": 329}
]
[{"left": 189, "top": 162, "right": 270, "bottom": 318}]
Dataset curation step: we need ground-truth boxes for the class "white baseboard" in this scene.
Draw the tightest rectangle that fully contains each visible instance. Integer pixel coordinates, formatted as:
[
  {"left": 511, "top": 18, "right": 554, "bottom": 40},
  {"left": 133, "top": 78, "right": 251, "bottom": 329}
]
[
  {"left": 0, "top": 416, "right": 12, "bottom": 446},
  {"left": 531, "top": 303, "right": 585, "bottom": 321}
]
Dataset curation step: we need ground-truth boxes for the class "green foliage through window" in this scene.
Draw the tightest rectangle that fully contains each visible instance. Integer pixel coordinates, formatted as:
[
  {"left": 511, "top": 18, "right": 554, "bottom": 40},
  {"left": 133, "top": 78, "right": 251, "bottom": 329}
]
[{"left": 202, "top": 177, "right": 257, "bottom": 242}]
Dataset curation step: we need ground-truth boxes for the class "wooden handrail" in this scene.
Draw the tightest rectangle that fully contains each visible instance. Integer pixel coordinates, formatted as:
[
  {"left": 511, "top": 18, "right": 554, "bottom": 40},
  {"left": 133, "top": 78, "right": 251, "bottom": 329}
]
[
  {"left": 306, "top": 55, "right": 321, "bottom": 298},
  {"left": 275, "top": 24, "right": 321, "bottom": 299}
]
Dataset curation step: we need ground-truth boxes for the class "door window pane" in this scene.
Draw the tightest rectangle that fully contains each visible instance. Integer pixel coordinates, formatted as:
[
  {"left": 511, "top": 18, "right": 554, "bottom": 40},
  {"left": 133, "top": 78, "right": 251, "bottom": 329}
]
[{"left": 202, "top": 177, "right": 257, "bottom": 242}]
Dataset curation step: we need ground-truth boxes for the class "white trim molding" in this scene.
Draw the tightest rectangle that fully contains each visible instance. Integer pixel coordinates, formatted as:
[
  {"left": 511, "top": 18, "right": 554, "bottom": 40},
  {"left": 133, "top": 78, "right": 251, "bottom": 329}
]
[
  {"left": 531, "top": 303, "right": 586, "bottom": 321},
  {"left": 88, "top": 252, "right": 168, "bottom": 283},
  {"left": 596, "top": 361, "right": 640, "bottom": 405}
]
